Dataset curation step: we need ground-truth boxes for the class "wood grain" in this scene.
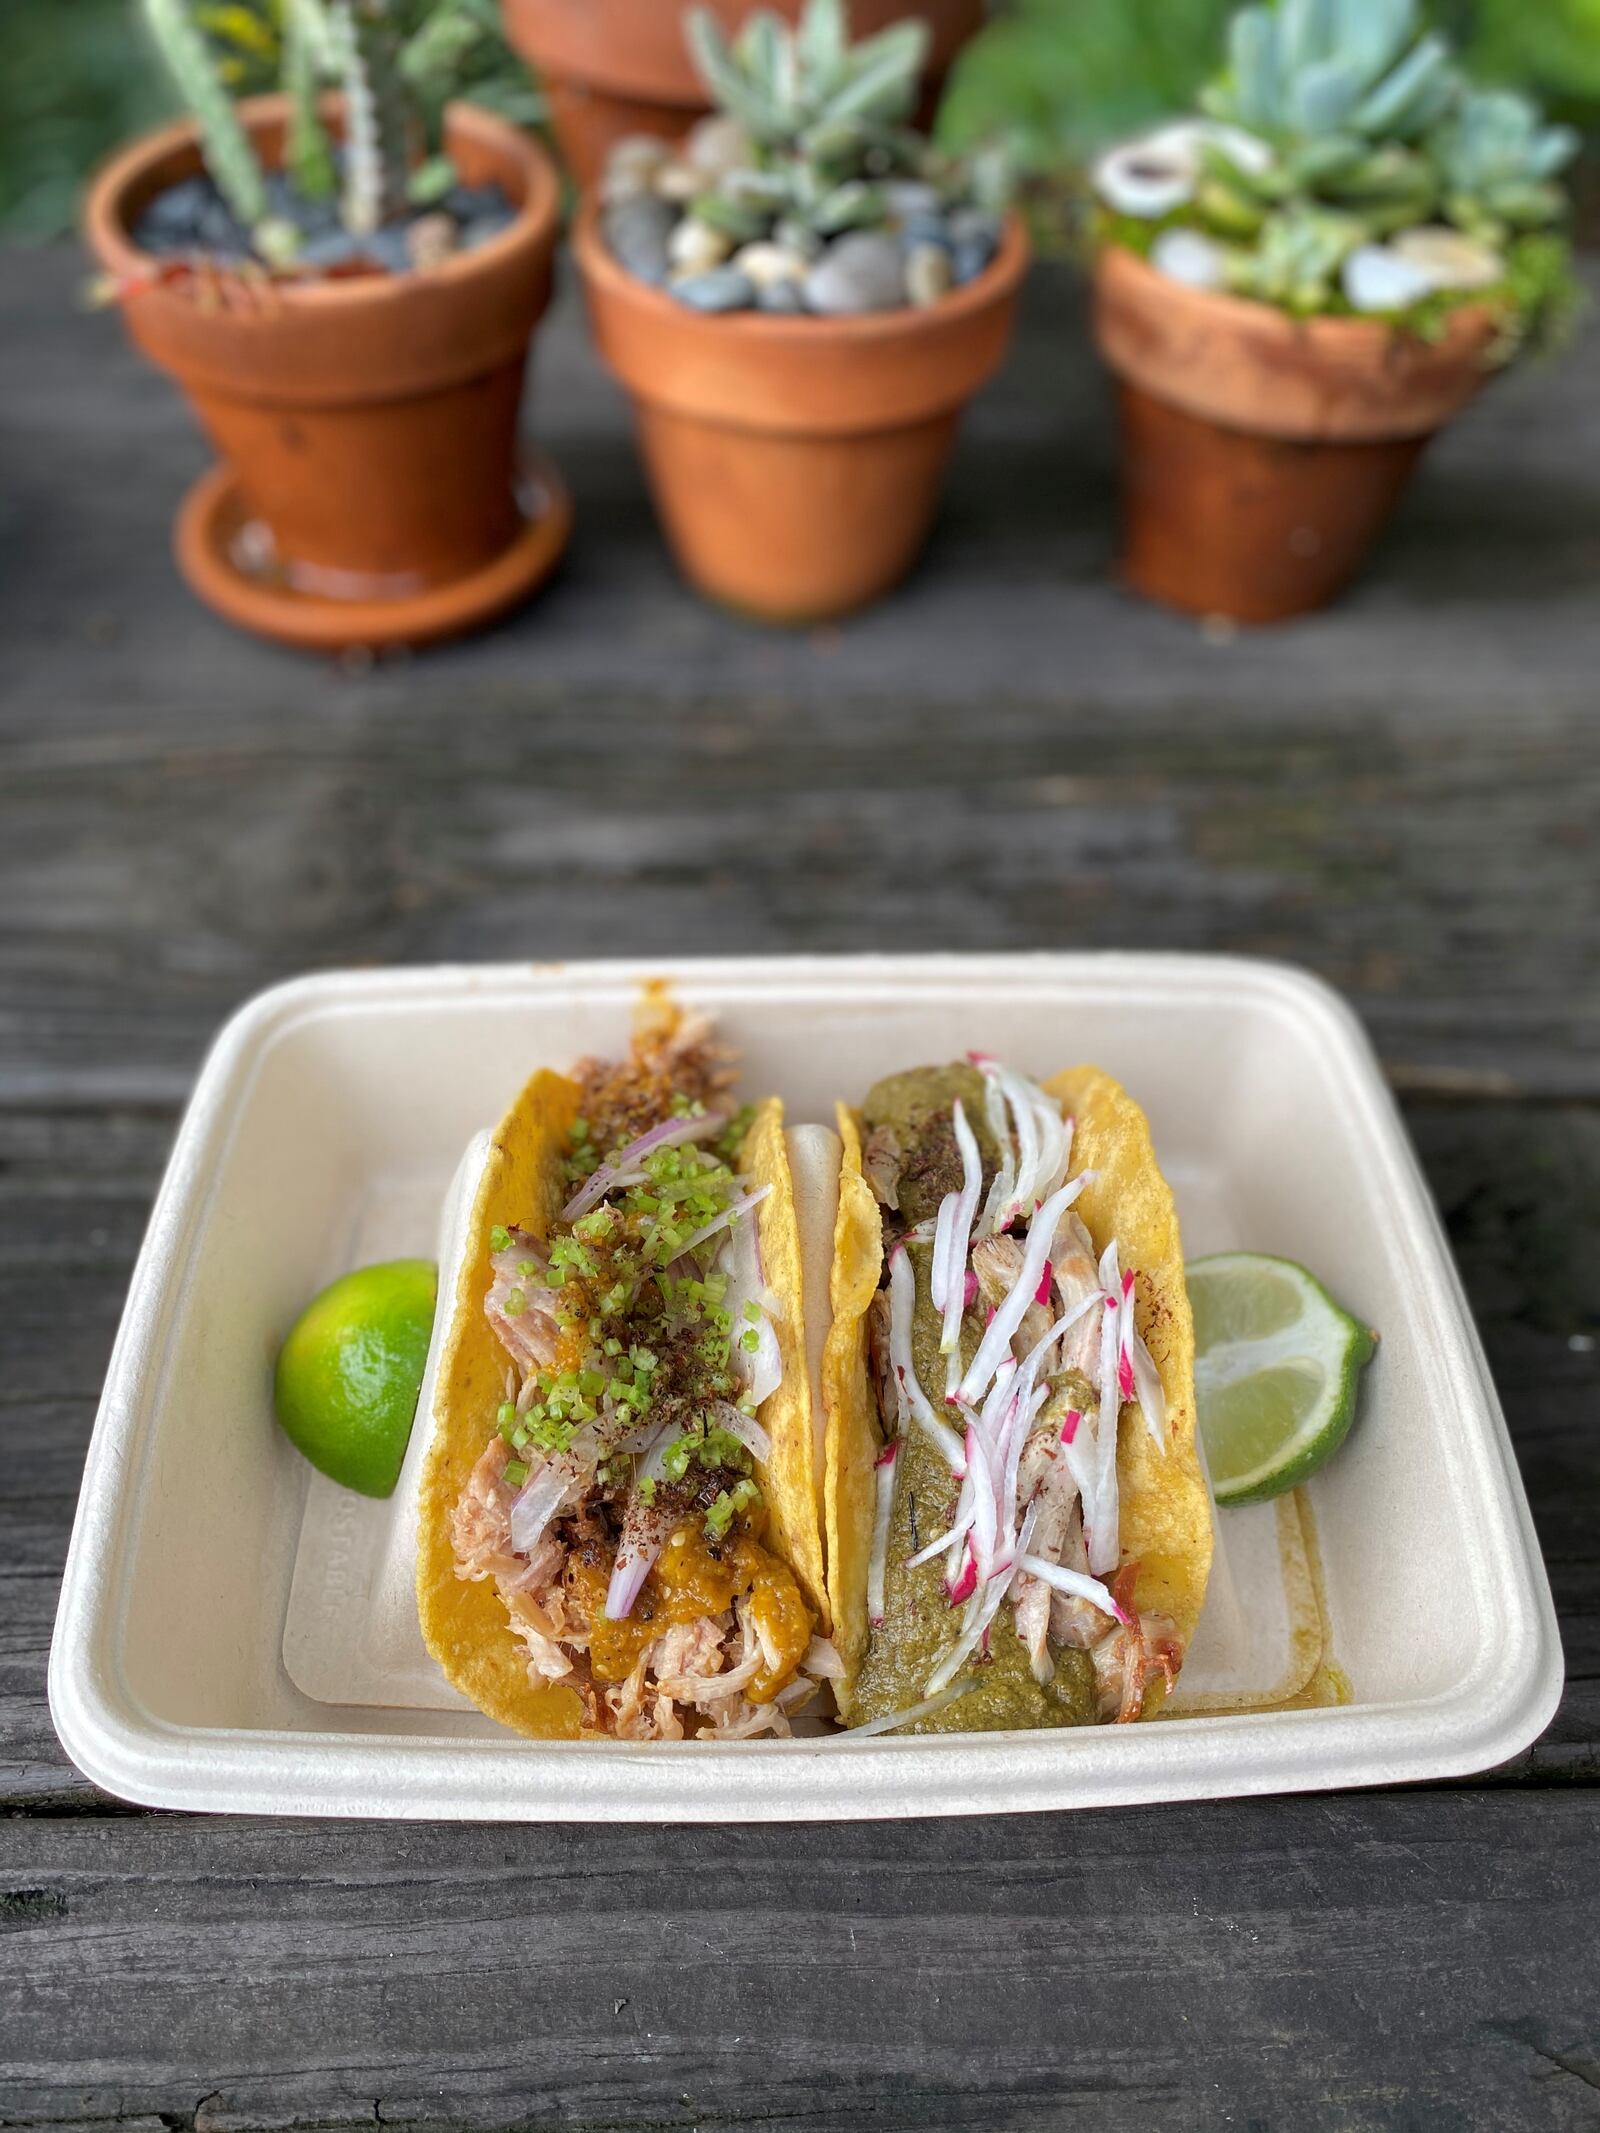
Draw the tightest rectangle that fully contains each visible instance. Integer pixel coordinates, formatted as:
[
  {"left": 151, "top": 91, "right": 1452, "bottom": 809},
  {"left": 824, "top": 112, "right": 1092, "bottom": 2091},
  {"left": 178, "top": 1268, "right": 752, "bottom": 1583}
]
[{"left": 0, "top": 242, "right": 1596, "bottom": 2129}]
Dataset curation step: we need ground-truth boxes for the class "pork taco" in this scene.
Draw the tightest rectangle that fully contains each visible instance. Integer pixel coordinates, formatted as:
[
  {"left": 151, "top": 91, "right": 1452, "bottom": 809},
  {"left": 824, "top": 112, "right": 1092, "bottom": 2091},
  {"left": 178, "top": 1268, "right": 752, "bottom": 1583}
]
[
  {"left": 824, "top": 1056, "right": 1212, "bottom": 1735},
  {"left": 418, "top": 995, "right": 836, "bottom": 1741}
]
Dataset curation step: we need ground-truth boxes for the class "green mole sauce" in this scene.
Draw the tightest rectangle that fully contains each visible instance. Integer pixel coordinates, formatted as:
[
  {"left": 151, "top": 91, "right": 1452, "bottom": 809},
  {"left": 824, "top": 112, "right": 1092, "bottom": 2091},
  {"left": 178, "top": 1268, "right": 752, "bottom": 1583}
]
[{"left": 849, "top": 1067, "right": 1098, "bottom": 1736}]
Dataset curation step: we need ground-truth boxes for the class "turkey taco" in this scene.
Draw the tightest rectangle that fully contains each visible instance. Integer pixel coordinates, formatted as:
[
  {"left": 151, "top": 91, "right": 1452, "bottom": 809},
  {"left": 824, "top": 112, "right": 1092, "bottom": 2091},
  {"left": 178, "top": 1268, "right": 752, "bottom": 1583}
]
[
  {"left": 824, "top": 1055, "right": 1212, "bottom": 1735},
  {"left": 418, "top": 994, "right": 835, "bottom": 1742}
]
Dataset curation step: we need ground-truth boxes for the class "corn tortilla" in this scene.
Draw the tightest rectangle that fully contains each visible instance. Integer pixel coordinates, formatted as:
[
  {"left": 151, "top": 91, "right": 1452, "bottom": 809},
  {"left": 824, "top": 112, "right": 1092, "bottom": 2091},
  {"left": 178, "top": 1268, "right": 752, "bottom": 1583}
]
[{"left": 417, "top": 1072, "right": 825, "bottom": 1738}]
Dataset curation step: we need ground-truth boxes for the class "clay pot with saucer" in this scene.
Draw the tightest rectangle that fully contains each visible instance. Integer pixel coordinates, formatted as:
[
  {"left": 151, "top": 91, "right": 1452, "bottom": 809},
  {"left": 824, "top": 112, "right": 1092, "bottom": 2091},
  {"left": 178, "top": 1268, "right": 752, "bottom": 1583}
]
[
  {"left": 1092, "top": 244, "right": 1500, "bottom": 625},
  {"left": 503, "top": 0, "right": 987, "bottom": 187},
  {"left": 573, "top": 199, "right": 1028, "bottom": 622},
  {"left": 84, "top": 96, "right": 569, "bottom": 653}
]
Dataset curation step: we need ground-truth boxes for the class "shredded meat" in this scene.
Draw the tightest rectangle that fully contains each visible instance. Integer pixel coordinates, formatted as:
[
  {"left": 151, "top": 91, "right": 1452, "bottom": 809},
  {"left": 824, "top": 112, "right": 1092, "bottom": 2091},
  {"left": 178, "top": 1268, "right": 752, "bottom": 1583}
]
[
  {"left": 573, "top": 1002, "right": 736, "bottom": 1153},
  {"left": 865, "top": 1289, "right": 898, "bottom": 1434},
  {"left": 1051, "top": 1214, "right": 1103, "bottom": 1377},
  {"left": 485, "top": 1228, "right": 563, "bottom": 1375},
  {"left": 450, "top": 1438, "right": 520, "bottom": 1582},
  {"left": 972, "top": 1232, "right": 1053, "bottom": 1357},
  {"left": 861, "top": 1122, "right": 903, "bottom": 1211}
]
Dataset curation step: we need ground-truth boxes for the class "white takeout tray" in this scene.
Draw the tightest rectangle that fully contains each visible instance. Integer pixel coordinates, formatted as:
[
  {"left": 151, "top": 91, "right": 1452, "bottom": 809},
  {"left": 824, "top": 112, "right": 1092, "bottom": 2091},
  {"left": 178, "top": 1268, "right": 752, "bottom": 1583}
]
[{"left": 49, "top": 956, "right": 1562, "bottom": 1820}]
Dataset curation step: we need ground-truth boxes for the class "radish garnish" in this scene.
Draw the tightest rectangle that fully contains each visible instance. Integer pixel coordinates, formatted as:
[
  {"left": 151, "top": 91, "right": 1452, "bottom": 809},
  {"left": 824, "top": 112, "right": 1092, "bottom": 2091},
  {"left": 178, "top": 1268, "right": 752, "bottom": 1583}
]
[
  {"left": 946, "top": 1543, "right": 978, "bottom": 1606},
  {"left": 888, "top": 1246, "right": 966, "bottom": 1470},
  {"left": 868, "top": 1440, "right": 900, "bottom": 1625},
  {"left": 1112, "top": 1265, "right": 1168, "bottom": 1453},
  {"left": 842, "top": 1680, "right": 983, "bottom": 1738},
  {"left": 1016, "top": 1554, "right": 1128, "bottom": 1626},
  {"left": 1088, "top": 1242, "right": 1125, "bottom": 1576},
  {"left": 965, "top": 1421, "right": 998, "bottom": 1584},
  {"left": 930, "top": 1099, "right": 984, "bottom": 1360},
  {"left": 956, "top": 1177, "right": 1090, "bottom": 1407}
]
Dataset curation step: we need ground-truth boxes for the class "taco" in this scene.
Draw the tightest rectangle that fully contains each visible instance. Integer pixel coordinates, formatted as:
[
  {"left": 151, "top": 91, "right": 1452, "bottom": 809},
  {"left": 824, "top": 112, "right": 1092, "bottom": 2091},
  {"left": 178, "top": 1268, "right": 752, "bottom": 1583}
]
[
  {"left": 824, "top": 1055, "right": 1212, "bottom": 1735},
  {"left": 418, "top": 994, "right": 835, "bottom": 1742}
]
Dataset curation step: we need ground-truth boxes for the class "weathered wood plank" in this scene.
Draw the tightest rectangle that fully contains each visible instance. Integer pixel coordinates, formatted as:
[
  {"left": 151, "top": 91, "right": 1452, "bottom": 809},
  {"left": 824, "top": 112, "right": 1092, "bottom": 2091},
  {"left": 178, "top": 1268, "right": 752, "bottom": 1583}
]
[
  {"left": 2, "top": 251, "right": 1599, "bottom": 1097},
  {"left": 2, "top": 1794, "right": 1598, "bottom": 2131}
]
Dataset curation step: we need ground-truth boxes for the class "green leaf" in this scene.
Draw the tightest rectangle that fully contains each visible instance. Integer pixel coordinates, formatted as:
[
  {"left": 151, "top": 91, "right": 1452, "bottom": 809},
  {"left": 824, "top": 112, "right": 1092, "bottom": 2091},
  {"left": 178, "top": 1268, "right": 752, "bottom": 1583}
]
[
  {"left": 824, "top": 21, "right": 928, "bottom": 129},
  {"left": 1352, "top": 31, "right": 1456, "bottom": 140},
  {"left": 796, "top": 0, "right": 847, "bottom": 94}
]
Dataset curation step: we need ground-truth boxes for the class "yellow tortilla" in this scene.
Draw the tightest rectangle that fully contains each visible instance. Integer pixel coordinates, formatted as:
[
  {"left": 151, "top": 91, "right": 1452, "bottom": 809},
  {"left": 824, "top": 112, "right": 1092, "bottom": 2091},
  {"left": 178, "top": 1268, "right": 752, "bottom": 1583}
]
[
  {"left": 821, "top": 1103, "right": 884, "bottom": 1695},
  {"left": 823, "top": 1067, "right": 1212, "bottom": 1720},
  {"left": 417, "top": 1072, "right": 825, "bottom": 1739},
  {"left": 1045, "top": 1066, "right": 1212, "bottom": 1658}
]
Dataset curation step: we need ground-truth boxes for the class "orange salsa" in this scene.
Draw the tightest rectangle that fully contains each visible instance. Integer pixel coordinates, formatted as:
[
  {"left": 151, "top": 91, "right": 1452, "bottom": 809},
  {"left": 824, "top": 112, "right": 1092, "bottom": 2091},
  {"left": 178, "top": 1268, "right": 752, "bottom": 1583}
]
[{"left": 572, "top": 1524, "right": 812, "bottom": 1703}]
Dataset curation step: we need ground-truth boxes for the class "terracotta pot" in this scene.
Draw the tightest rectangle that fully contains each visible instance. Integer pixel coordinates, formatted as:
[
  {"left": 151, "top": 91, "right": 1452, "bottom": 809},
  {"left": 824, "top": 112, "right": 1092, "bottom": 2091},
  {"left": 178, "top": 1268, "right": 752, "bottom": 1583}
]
[
  {"left": 504, "top": 0, "right": 986, "bottom": 186},
  {"left": 573, "top": 200, "right": 1027, "bottom": 621},
  {"left": 84, "top": 96, "right": 566, "bottom": 648},
  {"left": 1092, "top": 244, "right": 1502, "bottom": 624}
]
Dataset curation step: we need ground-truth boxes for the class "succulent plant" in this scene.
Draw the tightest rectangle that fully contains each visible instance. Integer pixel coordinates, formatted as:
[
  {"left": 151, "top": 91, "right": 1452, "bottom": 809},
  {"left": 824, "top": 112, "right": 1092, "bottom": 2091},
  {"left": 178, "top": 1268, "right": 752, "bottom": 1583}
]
[
  {"left": 681, "top": 0, "right": 934, "bottom": 245},
  {"left": 1433, "top": 88, "right": 1580, "bottom": 244},
  {"left": 1203, "top": 0, "right": 1457, "bottom": 145},
  {"left": 1093, "top": 0, "right": 1579, "bottom": 338},
  {"left": 599, "top": 0, "right": 1011, "bottom": 315}
]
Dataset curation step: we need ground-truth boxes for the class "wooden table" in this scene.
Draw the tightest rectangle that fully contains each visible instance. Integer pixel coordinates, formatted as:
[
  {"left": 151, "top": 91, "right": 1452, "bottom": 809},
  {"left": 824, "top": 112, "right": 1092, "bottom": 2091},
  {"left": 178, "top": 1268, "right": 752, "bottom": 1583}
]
[{"left": 3, "top": 242, "right": 1597, "bottom": 2130}]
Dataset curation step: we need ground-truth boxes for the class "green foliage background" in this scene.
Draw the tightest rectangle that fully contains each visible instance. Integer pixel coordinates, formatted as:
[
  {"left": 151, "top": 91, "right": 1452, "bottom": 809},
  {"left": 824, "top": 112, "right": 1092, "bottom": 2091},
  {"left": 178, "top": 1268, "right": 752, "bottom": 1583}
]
[{"left": 4, "top": 0, "right": 1597, "bottom": 242}]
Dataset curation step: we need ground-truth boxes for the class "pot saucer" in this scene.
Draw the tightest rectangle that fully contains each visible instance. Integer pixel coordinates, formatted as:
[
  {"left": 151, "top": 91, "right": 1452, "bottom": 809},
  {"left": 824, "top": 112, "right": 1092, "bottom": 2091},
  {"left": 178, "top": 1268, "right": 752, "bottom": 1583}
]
[{"left": 174, "top": 448, "right": 573, "bottom": 653}]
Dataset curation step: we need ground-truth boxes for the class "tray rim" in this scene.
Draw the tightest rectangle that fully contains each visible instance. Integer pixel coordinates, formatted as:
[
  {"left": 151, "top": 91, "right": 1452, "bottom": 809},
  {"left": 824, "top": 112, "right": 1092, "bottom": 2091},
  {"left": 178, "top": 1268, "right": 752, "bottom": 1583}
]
[{"left": 48, "top": 952, "right": 1563, "bottom": 1821}]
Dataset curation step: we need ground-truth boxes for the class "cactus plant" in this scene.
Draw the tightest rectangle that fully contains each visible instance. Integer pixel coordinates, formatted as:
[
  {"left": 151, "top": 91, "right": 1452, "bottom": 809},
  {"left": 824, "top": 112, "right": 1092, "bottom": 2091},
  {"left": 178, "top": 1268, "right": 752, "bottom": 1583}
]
[
  {"left": 136, "top": 0, "right": 527, "bottom": 266},
  {"left": 282, "top": 0, "right": 338, "bottom": 200},
  {"left": 1092, "top": 0, "right": 1578, "bottom": 341},
  {"left": 142, "top": 0, "right": 269, "bottom": 227},
  {"left": 328, "top": 0, "right": 413, "bottom": 234}
]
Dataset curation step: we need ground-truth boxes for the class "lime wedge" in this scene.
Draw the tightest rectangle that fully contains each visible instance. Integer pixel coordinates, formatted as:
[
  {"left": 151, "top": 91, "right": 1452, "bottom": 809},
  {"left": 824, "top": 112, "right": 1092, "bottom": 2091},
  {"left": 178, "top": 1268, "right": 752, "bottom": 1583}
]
[
  {"left": 274, "top": 1259, "right": 438, "bottom": 1498},
  {"left": 1187, "top": 1252, "right": 1376, "bottom": 1507}
]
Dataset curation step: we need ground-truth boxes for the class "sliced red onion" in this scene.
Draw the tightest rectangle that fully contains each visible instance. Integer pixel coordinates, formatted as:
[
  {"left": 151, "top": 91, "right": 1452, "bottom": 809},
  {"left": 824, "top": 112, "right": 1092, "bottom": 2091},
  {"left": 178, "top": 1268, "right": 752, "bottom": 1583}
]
[
  {"left": 804, "top": 1636, "right": 845, "bottom": 1680},
  {"left": 562, "top": 1110, "right": 725, "bottom": 1221},
  {"left": 888, "top": 1246, "right": 966, "bottom": 1471},
  {"left": 867, "top": 1440, "right": 899, "bottom": 1625},
  {"left": 722, "top": 1192, "right": 783, "bottom": 1320},
  {"left": 738, "top": 1312, "right": 783, "bottom": 1409},
  {"left": 717, "top": 1204, "right": 784, "bottom": 1410},
  {"left": 509, "top": 1453, "right": 583, "bottom": 1556},
  {"left": 956, "top": 1178, "right": 1090, "bottom": 1408},
  {"left": 1017, "top": 1552, "right": 1128, "bottom": 1626},
  {"left": 677, "top": 1183, "right": 771, "bottom": 1259},
  {"left": 604, "top": 1499, "right": 673, "bottom": 1620},
  {"left": 711, "top": 1398, "right": 773, "bottom": 1466}
]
